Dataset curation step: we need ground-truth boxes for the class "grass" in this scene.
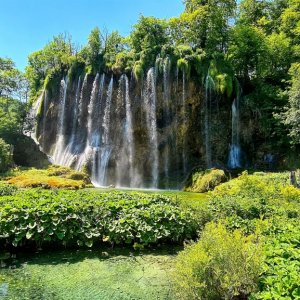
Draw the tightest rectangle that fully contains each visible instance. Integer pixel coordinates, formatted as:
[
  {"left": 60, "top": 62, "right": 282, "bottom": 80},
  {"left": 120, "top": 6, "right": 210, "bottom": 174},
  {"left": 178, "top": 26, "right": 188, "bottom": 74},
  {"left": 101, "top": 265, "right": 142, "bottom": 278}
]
[{"left": 0, "top": 247, "right": 178, "bottom": 300}]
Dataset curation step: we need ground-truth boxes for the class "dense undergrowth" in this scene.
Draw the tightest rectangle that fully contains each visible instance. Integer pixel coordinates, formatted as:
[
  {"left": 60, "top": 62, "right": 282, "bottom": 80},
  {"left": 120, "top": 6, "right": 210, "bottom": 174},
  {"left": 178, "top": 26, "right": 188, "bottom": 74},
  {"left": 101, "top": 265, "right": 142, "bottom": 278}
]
[
  {"left": 175, "top": 171, "right": 300, "bottom": 299},
  {"left": 1, "top": 171, "right": 300, "bottom": 299},
  {"left": 0, "top": 189, "right": 196, "bottom": 249}
]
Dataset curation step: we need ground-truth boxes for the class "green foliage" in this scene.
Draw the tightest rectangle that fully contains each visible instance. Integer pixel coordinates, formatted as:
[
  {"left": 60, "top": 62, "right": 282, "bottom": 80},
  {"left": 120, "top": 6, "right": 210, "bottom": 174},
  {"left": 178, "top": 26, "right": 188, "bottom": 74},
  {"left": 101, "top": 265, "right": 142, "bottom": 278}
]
[
  {"left": 184, "top": 168, "right": 227, "bottom": 193},
  {"left": 190, "top": 172, "right": 300, "bottom": 299},
  {"left": 280, "top": 63, "right": 300, "bottom": 144},
  {"left": 0, "top": 182, "right": 17, "bottom": 196},
  {"left": 133, "top": 61, "right": 144, "bottom": 81},
  {"left": 0, "top": 190, "right": 196, "bottom": 248},
  {"left": 208, "top": 55, "right": 235, "bottom": 96},
  {"left": 0, "top": 58, "right": 28, "bottom": 101},
  {"left": 177, "top": 58, "right": 190, "bottom": 75},
  {"left": 26, "top": 34, "right": 73, "bottom": 100},
  {"left": 252, "top": 218, "right": 300, "bottom": 299},
  {"left": 0, "top": 138, "right": 13, "bottom": 172},
  {"left": 0, "top": 97, "right": 26, "bottom": 144},
  {"left": 181, "top": 0, "right": 236, "bottom": 52},
  {"left": 129, "top": 16, "right": 168, "bottom": 69},
  {"left": 229, "top": 25, "right": 268, "bottom": 79},
  {"left": 174, "top": 222, "right": 262, "bottom": 300},
  {"left": 207, "top": 171, "right": 300, "bottom": 223}
]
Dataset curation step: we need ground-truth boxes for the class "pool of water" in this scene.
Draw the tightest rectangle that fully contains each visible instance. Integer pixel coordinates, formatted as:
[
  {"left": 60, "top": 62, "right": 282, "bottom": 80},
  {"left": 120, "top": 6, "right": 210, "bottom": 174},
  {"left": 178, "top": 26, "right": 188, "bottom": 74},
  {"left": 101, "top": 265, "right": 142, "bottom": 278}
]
[{"left": 0, "top": 247, "right": 179, "bottom": 300}]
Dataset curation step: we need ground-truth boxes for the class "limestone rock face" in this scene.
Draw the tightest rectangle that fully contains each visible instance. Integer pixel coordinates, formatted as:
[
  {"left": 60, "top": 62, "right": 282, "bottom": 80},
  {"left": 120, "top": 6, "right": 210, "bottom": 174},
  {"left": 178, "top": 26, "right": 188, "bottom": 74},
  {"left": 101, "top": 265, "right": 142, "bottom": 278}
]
[{"left": 34, "top": 70, "right": 251, "bottom": 189}]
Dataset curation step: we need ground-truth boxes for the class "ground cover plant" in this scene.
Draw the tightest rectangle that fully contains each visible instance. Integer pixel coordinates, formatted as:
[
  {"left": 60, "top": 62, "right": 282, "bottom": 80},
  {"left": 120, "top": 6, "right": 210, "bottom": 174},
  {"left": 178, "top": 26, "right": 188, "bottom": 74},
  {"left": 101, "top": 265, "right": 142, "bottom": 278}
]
[{"left": 0, "top": 189, "right": 197, "bottom": 249}]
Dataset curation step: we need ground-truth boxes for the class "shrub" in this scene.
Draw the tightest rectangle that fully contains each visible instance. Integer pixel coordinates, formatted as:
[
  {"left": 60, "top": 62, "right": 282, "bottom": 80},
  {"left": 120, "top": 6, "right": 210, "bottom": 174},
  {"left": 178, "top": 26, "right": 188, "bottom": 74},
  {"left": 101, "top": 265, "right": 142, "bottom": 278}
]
[
  {"left": 0, "top": 190, "right": 197, "bottom": 248},
  {"left": 0, "top": 138, "right": 13, "bottom": 173},
  {"left": 174, "top": 223, "right": 262, "bottom": 300},
  {"left": 184, "top": 169, "right": 227, "bottom": 193},
  {"left": 208, "top": 172, "right": 299, "bottom": 222},
  {"left": 0, "top": 182, "right": 17, "bottom": 196}
]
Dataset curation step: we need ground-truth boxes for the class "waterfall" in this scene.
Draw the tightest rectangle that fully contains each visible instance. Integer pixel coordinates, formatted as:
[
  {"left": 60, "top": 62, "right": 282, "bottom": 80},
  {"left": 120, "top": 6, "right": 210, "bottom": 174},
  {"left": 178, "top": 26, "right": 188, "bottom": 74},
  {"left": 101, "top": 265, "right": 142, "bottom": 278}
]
[
  {"left": 36, "top": 65, "right": 235, "bottom": 190},
  {"left": 228, "top": 92, "right": 242, "bottom": 168},
  {"left": 69, "top": 76, "right": 82, "bottom": 151},
  {"left": 87, "top": 73, "right": 100, "bottom": 146},
  {"left": 124, "top": 75, "right": 135, "bottom": 186},
  {"left": 205, "top": 74, "right": 213, "bottom": 168},
  {"left": 42, "top": 90, "right": 48, "bottom": 148},
  {"left": 90, "top": 74, "right": 105, "bottom": 183},
  {"left": 144, "top": 67, "right": 159, "bottom": 188},
  {"left": 115, "top": 74, "right": 137, "bottom": 187},
  {"left": 58, "top": 76, "right": 82, "bottom": 167},
  {"left": 78, "top": 74, "right": 88, "bottom": 130},
  {"left": 53, "top": 76, "right": 68, "bottom": 164},
  {"left": 163, "top": 57, "right": 171, "bottom": 188},
  {"left": 182, "top": 70, "right": 188, "bottom": 175},
  {"left": 93, "top": 76, "right": 114, "bottom": 187},
  {"left": 27, "top": 92, "right": 44, "bottom": 144},
  {"left": 77, "top": 73, "right": 101, "bottom": 176}
]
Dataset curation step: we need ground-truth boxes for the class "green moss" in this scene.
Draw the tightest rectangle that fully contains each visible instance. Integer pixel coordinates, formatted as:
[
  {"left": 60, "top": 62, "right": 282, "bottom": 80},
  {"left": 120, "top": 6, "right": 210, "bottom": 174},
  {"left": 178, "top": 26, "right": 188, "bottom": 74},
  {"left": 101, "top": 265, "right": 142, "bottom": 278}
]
[
  {"left": 6, "top": 166, "right": 89, "bottom": 189},
  {"left": 133, "top": 61, "right": 144, "bottom": 81},
  {"left": 177, "top": 58, "right": 190, "bottom": 76},
  {"left": 184, "top": 169, "right": 227, "bottom": 193}
]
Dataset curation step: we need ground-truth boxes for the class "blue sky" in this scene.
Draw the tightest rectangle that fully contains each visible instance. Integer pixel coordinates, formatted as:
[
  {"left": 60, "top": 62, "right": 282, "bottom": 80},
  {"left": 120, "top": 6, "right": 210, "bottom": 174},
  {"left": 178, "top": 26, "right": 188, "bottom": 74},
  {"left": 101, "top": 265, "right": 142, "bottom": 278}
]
[{"left": 0, "top": 0, "right": 184, "bottom": 71}]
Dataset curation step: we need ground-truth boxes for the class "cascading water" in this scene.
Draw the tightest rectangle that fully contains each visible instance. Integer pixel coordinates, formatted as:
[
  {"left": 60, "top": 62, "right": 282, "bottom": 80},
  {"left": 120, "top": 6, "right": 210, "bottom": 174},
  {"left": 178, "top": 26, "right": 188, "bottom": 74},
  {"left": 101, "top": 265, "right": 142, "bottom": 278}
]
[
  {"left": 163, "top": 56, "right": 171, "bottom": 188},
  {"left": 59, "top": 76, "right": 82, "bottom": 167},
  {"left": 77, "top": 74, "right": 88, "bottom": 131},
  {"left": 205, "top": 74, "right": 213, "bottom": 168},
  {"left": 35, "top": 64, "right": 245, "bottom": 190},
  {"left": 74, "top": 74, "right": 90, "bottom": 170},
  {"left": 182, "top": 70, "right": 188, "bottom": 174},
  {"left": 144, "top": 67, "right": 159, "bottom": 188},
  {"left": 42, "top": 90, "right": 48, "bottom": 148},
  {"left": 116, "top": 75, "right": 139, "bottom": 187},
  {"left": 87, "top": 73, "right": 100, "bottom": 146},
  {"left": 77, "top": 73, "right": 101, "bottom": 178},
  {"left": 53, "top": 76, "right": 68, "bottom": 164},
  {"left": 90, "top": 74, "right": 105, "bottom": 183},
  {"left": 92, "top": 76, "right": 114, "bottom": 187},
  {"left": 27, "top": 92, "right": 43, "bottom": 144},
  {"left": 228, "top": 91, "right": 242, "bottom": 168}
]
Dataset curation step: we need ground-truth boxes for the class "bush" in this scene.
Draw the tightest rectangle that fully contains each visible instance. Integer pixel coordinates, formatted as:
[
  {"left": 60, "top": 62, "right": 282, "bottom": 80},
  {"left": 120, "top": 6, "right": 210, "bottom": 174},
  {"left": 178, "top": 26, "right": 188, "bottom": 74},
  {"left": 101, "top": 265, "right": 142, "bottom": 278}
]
[
  {"left": 0, "top": 138, "right": 13, "bottom": 172},
  {"left": 174, "top": 223, "right": 262, "bottom": 300},
  {"left": 0, "top": 182, "right": 17, "bottom": 196},
  {"left": 208, "top": 172, "right": 300, "bottom": 222},
  {"left": 0, "top": 190, "right": 197, "bottom": 248},
  {"left": 184, "top": 169, "right": 227, "bottom": 193}
]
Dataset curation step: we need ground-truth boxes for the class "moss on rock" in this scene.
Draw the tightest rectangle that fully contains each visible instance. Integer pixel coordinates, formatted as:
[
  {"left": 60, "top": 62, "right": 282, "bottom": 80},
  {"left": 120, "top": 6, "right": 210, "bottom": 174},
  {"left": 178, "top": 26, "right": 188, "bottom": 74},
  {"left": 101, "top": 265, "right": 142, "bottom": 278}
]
[{"left": 184, "top": 168, "right": 227, "bottom": 193}]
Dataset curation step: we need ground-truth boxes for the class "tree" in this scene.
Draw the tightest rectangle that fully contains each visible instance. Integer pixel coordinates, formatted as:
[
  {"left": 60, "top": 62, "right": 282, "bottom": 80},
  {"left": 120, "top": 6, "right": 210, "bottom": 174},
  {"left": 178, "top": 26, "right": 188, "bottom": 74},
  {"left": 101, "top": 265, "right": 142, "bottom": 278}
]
[
  {"left": 0, "top": 138, "right": 13, "bottom": 172},
  {"left": 181, "top": 0, "right": 236, "bottom": 52},
  {"left": 26, "top": 33, "right": 74, "bottom": 99},
  {"left": 281, "top": 63, "right": 300, "bottom": 144},
  {"left": 228, "top": 25, "right": 268, "bottom": 79},
  {"left": 129, "top": 16, "right": 168, "bottom": 69},
  {"left": 103, "top": 31, "right": 126, "bottom": 70}
]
